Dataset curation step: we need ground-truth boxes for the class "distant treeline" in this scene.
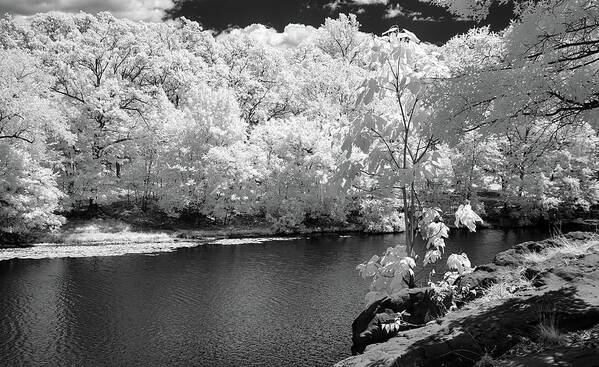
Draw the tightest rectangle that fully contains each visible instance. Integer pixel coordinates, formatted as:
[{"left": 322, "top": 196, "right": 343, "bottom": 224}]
[{"left": 0, "top": 6, "right": 597, "bottom": 236}]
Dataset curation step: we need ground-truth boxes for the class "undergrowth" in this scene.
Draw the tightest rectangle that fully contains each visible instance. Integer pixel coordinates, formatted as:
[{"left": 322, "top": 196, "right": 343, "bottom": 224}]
[{"left": 521, "top": 235, "right": 598, "bottom": 265}]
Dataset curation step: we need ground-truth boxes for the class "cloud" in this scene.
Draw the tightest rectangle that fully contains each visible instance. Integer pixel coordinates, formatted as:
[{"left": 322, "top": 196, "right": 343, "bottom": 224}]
[
  {"left": 325, "top": 0, "right": 388, "bottom": 11},
  {"left": 0, "top": 0, "right": 174, "bottom": 22},
  {"left": 350, "top": 0, "right": 389, "bottom": 4},
  {"left": 384, "top": 5, "right": 408, "bottom": 18},
  {"left": 325, "top": 0, "right": 344, "bottom": 11},
  {"left": 384, "top": 5, "right": 423, "bottom": 19},
  {"left": 228, "top": 23, "right": 319, "bottom": 48},
  {"left": 382, "top": 3, "right": 447, "bottom": 22}
]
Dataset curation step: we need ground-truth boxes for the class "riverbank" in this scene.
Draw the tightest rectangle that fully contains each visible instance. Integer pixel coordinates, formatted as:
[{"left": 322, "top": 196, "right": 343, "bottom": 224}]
[
  {"left": 338, "top": 231, "right": 599, "bottom": 366},
  {"left": 2, "top": 193, "right": 597, "bottom": 248},
  {"left": 0, "top": 216, "right": 364, "bottom": 248},
  {"left": 0, "top": 217, "right": 366, "bottom": 261},
  {"left": 4, "top": 213, "right": 593, "bottom": 249}
]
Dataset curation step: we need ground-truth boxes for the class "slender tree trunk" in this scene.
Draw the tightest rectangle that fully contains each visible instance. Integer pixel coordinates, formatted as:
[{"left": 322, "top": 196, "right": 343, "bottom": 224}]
[
  {"left": 402, "top": 186, "right": 411, "bottom": 254},
  {"left": 518, "top": 170, "right": 526, "bottom": 198}
]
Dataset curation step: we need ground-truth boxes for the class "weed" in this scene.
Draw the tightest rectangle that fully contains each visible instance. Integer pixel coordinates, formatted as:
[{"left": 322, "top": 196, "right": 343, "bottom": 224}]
[
  {"left": 520, "top": 235, "right": 598, "bottom": 265},
  {"left": 474, "top": 353, "right": 499, "bottom": 367},
  {"left": 535, "top": 305, "right": 568, "bottom": 347},
  {"left": 471, "top": 275, "right": 533, "bottom": 306}
]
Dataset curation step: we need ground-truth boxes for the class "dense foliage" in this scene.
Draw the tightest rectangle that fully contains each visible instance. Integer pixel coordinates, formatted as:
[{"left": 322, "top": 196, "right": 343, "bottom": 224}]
[
  {"left": 0, "top": 0, "right": 597, "bottom": 253},
  {"left": 355, "top": 0, "right": 599, "bottom": 301}
]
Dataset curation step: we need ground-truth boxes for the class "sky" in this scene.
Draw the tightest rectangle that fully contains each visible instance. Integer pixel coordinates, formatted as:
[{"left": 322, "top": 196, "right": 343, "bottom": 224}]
[{"left": 0, "top": 0, "right": 513, "bottom": 44}]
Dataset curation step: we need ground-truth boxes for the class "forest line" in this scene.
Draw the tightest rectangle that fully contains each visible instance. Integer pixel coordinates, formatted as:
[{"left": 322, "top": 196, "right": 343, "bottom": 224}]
[{"left": 0, "top": 0, "right": 597, "bottom": 241}]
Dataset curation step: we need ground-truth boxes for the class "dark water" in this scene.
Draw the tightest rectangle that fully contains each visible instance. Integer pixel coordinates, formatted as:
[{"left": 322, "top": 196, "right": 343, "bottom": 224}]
[{"left": 0, "top": 228, "right": 552, "bottom": 367}]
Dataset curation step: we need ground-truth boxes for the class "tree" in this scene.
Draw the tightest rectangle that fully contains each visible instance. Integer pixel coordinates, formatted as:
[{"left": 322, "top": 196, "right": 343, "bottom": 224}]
[
  {"left": 341, "top": 28, "right": 482, "bottom": 302},
  {"left": 429, "top": 2, "right": 599, "bottom": 220},
  {"left": 431, "top": 0, "right": 598, "bottom": 135},
  {"left": 250, "top": 116, "right": 346, "bottom": 230},
  {"left": 19, "top": 12, "right": 218, "bottom": 210},
  {"left": 214, "top": 31, "right": 294, "bottom": 125},
  {"left": 341, "top": 28, "right": 455, "bottom": 252},
  {"left": 0, "top": 49, "right": 71, "bottom": 236},
  {"left": 317, "top": 13, "right": 369, "bottom": 65},
  {"left": 153, "top": 83, "right": 248, "bottom": 217}
]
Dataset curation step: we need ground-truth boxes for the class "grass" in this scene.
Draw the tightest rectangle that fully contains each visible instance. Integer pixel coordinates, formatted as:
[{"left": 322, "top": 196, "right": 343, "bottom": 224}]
[
  {"left": 535, "top": 305, "right": 569, "bottom": 347},
  {"left": 474, "top": 353, "right": 499, "bottom": 367},
  {"left": 52, "top": 217, "right": 359, "bottom": 245},
  {"left": 471, "top": 273, "right": 534, "bottom": 306},
  {"left": 48, "top": 219, "right": 176, "bottom": 245},
  {"left": 536, "top": 322, "right": 568, "bottom": 347},
  {"left": 64, "top": 230, "right": 173, "bottom": 245},
  {"left": 472, "top": 234, "right": 597, "bottom": 306},
  {"left": 17, "top": 216, "right": 357, "bottom": 250},
  {"left": 520, "top": 235, "right": 599, "bottom": 265}
]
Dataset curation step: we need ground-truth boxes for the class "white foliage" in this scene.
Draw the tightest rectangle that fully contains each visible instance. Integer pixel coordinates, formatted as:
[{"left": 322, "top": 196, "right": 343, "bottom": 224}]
[
  {"left": 454, "top": 204, "right": 483, "bottom": 232},
  {"left": 356, "top": 244, "right": 416, "bottom": 304},
  {"left": 446, "top": 253, "right": 472, "bottom": 274}
]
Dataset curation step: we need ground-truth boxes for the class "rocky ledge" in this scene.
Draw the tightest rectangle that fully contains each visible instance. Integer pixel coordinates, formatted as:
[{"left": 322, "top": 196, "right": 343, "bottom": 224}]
[{"left": 337, "top": 231, "right": 599, "bottom": 367}]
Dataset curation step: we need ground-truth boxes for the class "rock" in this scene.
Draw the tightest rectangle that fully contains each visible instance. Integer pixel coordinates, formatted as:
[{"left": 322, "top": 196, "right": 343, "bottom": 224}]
[
  {"left": 475, "top": 263, "right": 500, "bottom": 272},
  {"left": 350, "top": 298, "right": 391, "bottom": 355},
  {"left": 456, "top": 266, "right": 501, "bottom": 290},
  {"left": 339, "top": 284, "right": 599, "bottom": 367},
  {"left": 350, "top": 287, "right": 453, "bottom": 355},
  {"left": 337, "top": 232, "right": 599, "bottom": 367},
  {"left": 494, "top": 248, "right": 524, "bottom": 266},
  {"left": 523, "top": 266, "right": 542, "bottom": 281},
  {"left": 494, "top": 237, "right": 573, "bottom": 267},
  {"left": 501, "top": 345, "right": 599, "bottom": 367},
  {"left": 552, "top": 266, "right": 584, "bottom": 281},
  {"left": 513, "top": 239, "right": 561, "bottom": 253},
  {"left": 588, "top": 243, "right": 599, "bottom": 254},
  {"left": 580, "top": 253, "right": 599, "bottom": 268},
  {"left": 564, "top": 231, "right": 597, "bottom": 242},
  {"left": 379, "top": 287, "right": 453, "bottom": 325},
  {"left": 402, "top": 287, "right": 453, "bottom": 325}
]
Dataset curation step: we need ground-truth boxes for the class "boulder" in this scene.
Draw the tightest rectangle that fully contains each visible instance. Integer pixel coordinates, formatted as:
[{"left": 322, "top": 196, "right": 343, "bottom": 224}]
[
  {"left": 494, "top": 248, "right": 524, "bottom": 266},
  {"left": 494, "top": 238, "right": 565, "bottom": 267},
  {"left": 351, "top": 287, "right": 453, "bottom": 354},
  {"left": 564, "top": 231, "right": 597, "bottom": 242},
  {"left": 501, "top": 346, "right": 599, "bottom": 367},
  {"left": 523, "top": 266, "right": 542, "bottom": 281},
  {"left": 338, "top": 232, "right": 599, "bottom": 367},
  {"left": 475, "top": 263, "right": 500, "bottom": 272},
  {"left": 456, "top": 265, "right": 501, "bottom": 290},
  {"left": 513, "top": 239, "right": 561, "bottom": 253},
  {"left": 339, "top": 282, "right": 599, "bottom": 367}
]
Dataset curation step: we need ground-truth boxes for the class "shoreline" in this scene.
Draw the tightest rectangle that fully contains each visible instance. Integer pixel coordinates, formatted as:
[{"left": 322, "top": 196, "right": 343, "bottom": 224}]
[
  {"left": 3, "top": 215, "right": 589, "bottom": 248},
  {"left": 337, "top": 231, "right": 599, "bottom": 366},
  {"left": 0, "top": 220, "right": 369, "bottom": 261},
  {"left": 1, "top": 217, "right": 596, "bottom": 262}
]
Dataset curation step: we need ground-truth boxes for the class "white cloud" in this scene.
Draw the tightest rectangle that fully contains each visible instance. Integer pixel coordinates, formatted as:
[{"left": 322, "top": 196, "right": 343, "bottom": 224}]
[
  {"left": 383, "top": 4, "right": 441, "bottom": 22},
  {"left": 325, "top": 0, "right": 388, "bottom": 10},
  {"left": 325, "top": 0, "right": 343, "bottom": 11},
  {"left": 350, "top": 0, "right": 389, "bottom": 4},
  {"left": 385, "top": 5, "right": 427, "bottom": 19},
  {"left": 385, "top": 5, "right": 408, "bottom": 18},
  {"left": 229, "top": 23, "right": 319, "bottom": 48},
  {"left": 0, "top": 0, "right": 174, "bottom": 22}
]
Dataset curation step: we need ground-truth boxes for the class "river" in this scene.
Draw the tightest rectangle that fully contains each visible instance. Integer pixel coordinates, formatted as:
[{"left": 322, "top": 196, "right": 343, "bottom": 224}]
[{"left": 0, "top": 228, "right": 553, "bottom": 366}]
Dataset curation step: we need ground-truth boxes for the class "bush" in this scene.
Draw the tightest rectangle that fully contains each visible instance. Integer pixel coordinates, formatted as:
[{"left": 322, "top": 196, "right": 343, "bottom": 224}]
[
  {"left": 359, "top": 198, "right": 405, "bottom": 233},
  {"left": 265, "top": 198, "right": 306, "bottom": 232}
]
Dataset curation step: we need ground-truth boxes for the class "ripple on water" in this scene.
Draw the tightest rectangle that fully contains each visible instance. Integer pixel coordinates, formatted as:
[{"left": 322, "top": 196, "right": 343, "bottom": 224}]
[
  {"left": 0, "top": 312, "right": 22, "bottom": 365},
  {"left": 0, "top": 229, "right": 552, "bottom": 366}
]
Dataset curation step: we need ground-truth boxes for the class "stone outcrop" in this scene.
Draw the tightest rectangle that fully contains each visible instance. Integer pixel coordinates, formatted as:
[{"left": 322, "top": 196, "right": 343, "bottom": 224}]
[
  {"left": 351, "top": 287, "right": 453, "bottom": 354},
  {"left": 337, "top": 231, "right": 599, "bottom": 367},
  {"left": 455, "top": 263, "right": 502, "bottom": 290}
]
